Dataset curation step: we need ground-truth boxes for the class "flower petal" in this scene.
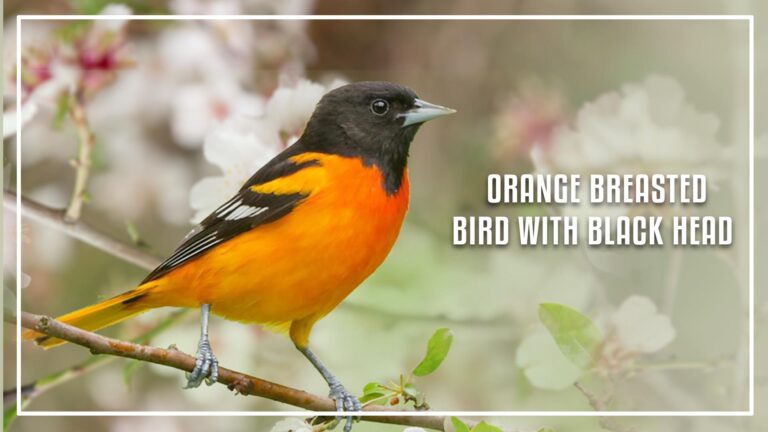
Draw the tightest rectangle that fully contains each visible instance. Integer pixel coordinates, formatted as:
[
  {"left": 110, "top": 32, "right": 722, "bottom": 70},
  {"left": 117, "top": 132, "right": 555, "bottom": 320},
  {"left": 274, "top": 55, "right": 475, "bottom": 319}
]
[{"left": 610, "top": 296, "right": 676, "bottom": 353}]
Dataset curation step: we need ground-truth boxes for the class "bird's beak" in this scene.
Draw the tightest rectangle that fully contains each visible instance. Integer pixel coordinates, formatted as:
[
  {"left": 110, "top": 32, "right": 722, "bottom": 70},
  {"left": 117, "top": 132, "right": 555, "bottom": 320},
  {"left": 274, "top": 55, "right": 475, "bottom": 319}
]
[{"left": 400, "top": 98, "right": 456, "bottom": 128}]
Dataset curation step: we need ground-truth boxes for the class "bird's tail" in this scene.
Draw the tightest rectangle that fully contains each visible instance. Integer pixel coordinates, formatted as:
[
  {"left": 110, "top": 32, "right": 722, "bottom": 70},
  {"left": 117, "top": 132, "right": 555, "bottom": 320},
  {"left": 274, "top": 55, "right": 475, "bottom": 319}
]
[{"left": 22, "top": 285, "right": 156, "bottom": 349}]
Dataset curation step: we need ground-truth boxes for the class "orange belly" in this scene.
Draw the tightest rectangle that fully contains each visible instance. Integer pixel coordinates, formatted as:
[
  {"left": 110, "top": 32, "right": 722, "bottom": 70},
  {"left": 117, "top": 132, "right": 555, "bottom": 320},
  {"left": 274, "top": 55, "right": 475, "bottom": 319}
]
[{"left": 150, "top": 153, "right": 409, "bottom": 332}]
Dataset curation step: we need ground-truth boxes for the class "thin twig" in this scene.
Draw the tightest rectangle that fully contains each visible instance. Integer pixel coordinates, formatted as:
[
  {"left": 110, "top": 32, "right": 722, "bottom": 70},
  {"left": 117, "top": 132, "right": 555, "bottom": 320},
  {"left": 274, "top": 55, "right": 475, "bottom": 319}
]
[
  {"left": 4, "top": 189, "right": 161, "bottom": 270},
  {"left": 64, "top": 89, "right": 96, "bottom": 222},
  {"left": 4, "top": 310, "right": 189, "bottom": 406},
  {"left": 19, "top": 311, "right": 449, "bottom": 431},
  {"left": 574, "top": 382, "right": 633, "bottom": 432}
]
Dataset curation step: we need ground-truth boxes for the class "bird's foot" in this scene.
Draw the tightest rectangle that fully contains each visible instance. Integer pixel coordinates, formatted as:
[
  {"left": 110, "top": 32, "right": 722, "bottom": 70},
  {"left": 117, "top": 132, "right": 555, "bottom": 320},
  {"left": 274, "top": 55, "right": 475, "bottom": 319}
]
[
  {"left": 328, "top": 382, "right": 361, "bottom": 432},
  {"left": 184, "top": 338, "right": 218, "bottom": 389}
]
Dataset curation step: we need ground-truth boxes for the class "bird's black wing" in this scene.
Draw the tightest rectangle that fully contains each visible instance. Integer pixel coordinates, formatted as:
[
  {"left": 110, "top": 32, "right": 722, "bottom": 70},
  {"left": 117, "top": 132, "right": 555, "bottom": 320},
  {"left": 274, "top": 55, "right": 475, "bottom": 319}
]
[{"left": 141, "top": 148, "right": 319, "bottom": 284}]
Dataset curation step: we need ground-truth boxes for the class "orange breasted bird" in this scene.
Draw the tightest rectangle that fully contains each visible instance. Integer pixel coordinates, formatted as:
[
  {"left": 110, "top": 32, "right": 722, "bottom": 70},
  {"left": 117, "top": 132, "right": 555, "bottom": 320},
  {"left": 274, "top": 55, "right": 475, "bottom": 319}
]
[{"left": 22, "top": 81, "right": 455, "bottom": 431}]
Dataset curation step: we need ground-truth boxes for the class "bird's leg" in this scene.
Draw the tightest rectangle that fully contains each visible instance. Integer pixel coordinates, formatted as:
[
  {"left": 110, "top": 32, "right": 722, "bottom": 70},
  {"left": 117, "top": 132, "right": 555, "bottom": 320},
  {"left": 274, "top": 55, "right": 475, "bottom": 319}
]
[
  {"left": 184, "top": 304, "right": 219, "bottom": 388},
  {"left": 298, "top": 346, "right": 361, "bottom": 432}
]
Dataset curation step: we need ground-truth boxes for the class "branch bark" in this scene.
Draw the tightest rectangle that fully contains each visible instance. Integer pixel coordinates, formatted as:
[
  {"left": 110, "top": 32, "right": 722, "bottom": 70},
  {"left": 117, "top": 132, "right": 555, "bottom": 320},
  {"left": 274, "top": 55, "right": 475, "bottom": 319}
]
[
  {"left": 19, "top": 311, "right": 449, "bottom": 431},
  {"left": 5, "top": 310, "right": 189, "bottom": 406}
]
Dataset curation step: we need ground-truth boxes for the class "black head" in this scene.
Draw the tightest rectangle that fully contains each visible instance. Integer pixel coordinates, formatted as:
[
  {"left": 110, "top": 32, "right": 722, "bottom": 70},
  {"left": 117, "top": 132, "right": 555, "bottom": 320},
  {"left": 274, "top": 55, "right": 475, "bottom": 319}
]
[{"left": 298, "top": 81, "right": 455, "bottom": 195}]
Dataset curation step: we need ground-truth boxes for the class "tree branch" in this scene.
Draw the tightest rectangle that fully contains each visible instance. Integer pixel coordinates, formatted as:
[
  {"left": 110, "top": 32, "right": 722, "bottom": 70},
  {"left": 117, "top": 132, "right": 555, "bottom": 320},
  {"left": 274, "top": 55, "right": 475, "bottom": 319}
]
[
  {"left": 4, "top": 189, "right": 161, "bottom": 270},
  {"left": 4, "top": 310, "right": 189, "bottom": 406},
  {"left": 19, "top": 311, "right": 449, "bottom": 431},
  {"left": 574, "top": 382, "right": 633, "bottom": 432}
]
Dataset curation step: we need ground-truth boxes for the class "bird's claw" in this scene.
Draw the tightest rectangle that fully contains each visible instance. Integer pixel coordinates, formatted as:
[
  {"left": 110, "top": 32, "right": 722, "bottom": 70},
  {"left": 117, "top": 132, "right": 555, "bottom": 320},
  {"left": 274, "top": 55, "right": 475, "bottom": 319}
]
[
  {"left": 328, "top": 383, "right": 361, "bottom": 432},
  {"left": 184, "top": 339, "right": 218, "bottom": 389}
]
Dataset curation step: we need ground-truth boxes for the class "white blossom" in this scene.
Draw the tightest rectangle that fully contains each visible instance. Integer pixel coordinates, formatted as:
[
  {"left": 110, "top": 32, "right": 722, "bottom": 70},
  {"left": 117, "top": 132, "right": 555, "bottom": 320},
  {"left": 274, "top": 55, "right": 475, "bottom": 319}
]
[
  {"left": 266, "top": 78, "right": 344, "bottom": 138},
  {"left": 188, "top": 79, "right": 345, "bottom": 222},
  {"left": 93, "top": 4, "right": 132, "bottom": 32},
  {"left": 609, "top": 295, "right": 675, "bottom": 354},
  {"left": 2, "top": 101, "right": 38, "bottom": 138},
  {"left": 532, "top": 75, "right": 724, "bottom": 177},
  {"left": 269, "top": 418, "right": 312, "bottom": 432},
  {"left": 597, "top": 296, "right": 675, "bottom": 375},
  {"left": 170, "top": 81, "right": 265, "bottom": 149}
]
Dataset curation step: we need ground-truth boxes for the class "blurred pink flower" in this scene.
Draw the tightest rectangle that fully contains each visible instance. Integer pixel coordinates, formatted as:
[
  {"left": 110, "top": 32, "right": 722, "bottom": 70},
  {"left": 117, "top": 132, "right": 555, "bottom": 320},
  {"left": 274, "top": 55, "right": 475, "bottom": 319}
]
[
  {"left": 73, "top": 5, "right": 133, "bottom": 96},
  {"left": 5, "top": 4, "right": 131, "bottom": 137},
  {"left": 494, "top": 81, "right": 566, "bottom": 160}
]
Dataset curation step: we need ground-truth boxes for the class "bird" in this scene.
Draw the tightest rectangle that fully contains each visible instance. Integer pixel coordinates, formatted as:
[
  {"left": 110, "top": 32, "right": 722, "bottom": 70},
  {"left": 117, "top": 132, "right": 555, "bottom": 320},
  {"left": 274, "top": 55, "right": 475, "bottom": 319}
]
[{"left": 22, "top": 81, "right": 455, "bottom": 431}]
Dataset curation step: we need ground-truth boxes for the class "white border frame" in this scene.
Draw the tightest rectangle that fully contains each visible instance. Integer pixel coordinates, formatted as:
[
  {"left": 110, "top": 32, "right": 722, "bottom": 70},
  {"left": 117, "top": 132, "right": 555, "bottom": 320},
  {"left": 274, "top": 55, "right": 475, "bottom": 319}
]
[{"left": 15, "top": 14, "right": 755, "bottom": 418}]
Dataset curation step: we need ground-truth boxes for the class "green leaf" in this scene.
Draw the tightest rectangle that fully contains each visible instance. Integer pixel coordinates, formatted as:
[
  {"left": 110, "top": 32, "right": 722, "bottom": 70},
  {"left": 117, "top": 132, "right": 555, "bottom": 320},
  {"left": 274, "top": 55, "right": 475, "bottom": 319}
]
[
  {"left": 362, "top": 382, "right": 383, "bottom": 395},
  {"left": 124, "top": 220, "right": 147, "bottom": 247},
  {"left": 538, "top": 303, "right": 602, "bottom": 369},
  {"left": 358, "top": 392, "right": 387, "bottom": 405},
  {"left": 413, "top": 328, "right": 453, "bottom": 376},
  {"left": 3, "top": 403, "right": 17, "bottom": 432},
  {"left": 451, "top": 417, "right": 471, "bottom": 432},
  {"left": 67, "top": 0, "right": 111, "bottom": 14},
  {"left": 471, "top": 422, "right": 504, "bottom": 432},
  {"left": 359, "top": 382, "right": 389, "bottom": 405},
  {"left": 67, "top": 0, "right": 169, "bottom": 14},
  {"left": 54, "top": 21, "right": 89, "bottom": 43},
  {"left": 537, "top": 428, "right": 557, "bottom": 432}
]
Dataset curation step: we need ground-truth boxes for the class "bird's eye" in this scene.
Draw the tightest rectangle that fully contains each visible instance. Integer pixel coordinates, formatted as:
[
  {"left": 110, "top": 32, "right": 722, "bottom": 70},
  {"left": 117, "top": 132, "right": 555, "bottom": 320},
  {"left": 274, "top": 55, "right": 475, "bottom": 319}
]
[{"left": 370, "top": 99, "right": 389, "bottom": 116}]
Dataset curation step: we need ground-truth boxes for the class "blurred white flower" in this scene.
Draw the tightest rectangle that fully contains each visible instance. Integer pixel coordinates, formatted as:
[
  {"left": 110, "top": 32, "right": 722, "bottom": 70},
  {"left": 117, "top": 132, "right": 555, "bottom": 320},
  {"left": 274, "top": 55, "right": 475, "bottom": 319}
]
[
  {"left": 611, "top": 295, "right": 676, "bottom": 353},
  {"left": 156, "top": 22, "right": 264, "bottom": 148},
  {"left": 188, "top": 115, "right": 281, "bottom": 222},
  {"left": 158, "top": 25, "right": 234, "bottom": 83},
  {"left": 494, "top": 80, "right": 566, "bottom": 159},
  {"left": 90, "top": 127, "right": 195, "bottom": 225},
  {"left": 532, "top": 75, "right": 724, "bottom": 177},
  {"left": 91, "top": 3, "right": 132, "bottom": 32},
  {"left": 2, "top": 101, "right": 38, "bottom": 138},
  {"left": 516, "top": 329, "right": 583, "bottom": 390},
  {"left": 269, "top": 418, "right": 312, "bottom": 432},
  {"left": 403, "top": 428, "right": 428, "bottom": 432},
  {"left": 266, "top": 78, "right": 344, "bottom": 138},
  {"left": 189, "top": 78, "right": 345, "bottom": 222},
  {"left": 597, "top": 296, "right": 675, "bottom": 375},
  {"left": 171, "top": 81, "right": 265, "bottom": 148},
  {"left": 111, "top": 415, "right": 182, "bottom": 432}
]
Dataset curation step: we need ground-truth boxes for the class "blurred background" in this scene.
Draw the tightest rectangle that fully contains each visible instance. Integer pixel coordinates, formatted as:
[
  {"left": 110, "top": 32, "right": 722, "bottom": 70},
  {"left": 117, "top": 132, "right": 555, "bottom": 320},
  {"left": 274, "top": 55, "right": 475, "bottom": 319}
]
[{"left": 2, "top": 1, "right": 766, "bottom": 432}]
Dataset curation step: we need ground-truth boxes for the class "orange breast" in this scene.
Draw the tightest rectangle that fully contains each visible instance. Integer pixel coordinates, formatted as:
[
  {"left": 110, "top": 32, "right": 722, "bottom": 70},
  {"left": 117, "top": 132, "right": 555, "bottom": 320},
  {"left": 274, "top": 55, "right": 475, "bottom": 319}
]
[{"left": 152, "top": 153, "right": 409, "bottom": 328}]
